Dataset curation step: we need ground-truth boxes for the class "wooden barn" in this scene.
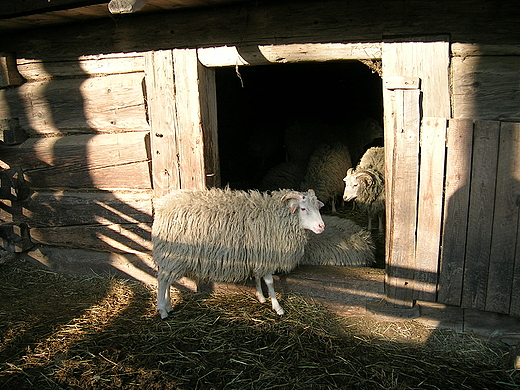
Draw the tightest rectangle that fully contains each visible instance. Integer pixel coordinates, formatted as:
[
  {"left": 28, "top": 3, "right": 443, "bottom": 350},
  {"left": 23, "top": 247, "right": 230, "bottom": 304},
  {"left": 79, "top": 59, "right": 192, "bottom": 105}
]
[{"left": 1, "top": 0, "right": 520, "bottom": 318}]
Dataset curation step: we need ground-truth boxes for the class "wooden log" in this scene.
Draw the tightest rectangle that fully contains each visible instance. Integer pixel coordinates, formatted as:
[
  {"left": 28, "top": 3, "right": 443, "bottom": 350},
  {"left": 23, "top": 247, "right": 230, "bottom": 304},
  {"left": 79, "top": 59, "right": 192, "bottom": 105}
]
[
  {"left": 437, "top": 119, "right": 474, "bottom": 306},
  {"left": 485, "top": 122, "right": 520, "bottom": 314},
  {"left": 452, "top": 56, "right": 520, "bottom": 121},
  {"left": 414, "top": 118, "right": 447, "bottom": 301},
  {"left": 0, "top": 132, "right": 152, "bottom": 190},
  {"left": 0, "top": 73, "right": 149, "bottom": 135},
  {"left": 0, "top": 190, "right": 152, "bottom": 227},
  {"left": 197, "top": 43, "right": 382, "bottom": 67},
  {"left": 3, "top": 0, "right": 519, "bottom": 61},
  {"left": 0, "top": 222, "right": 32, "bottom": 252},
  {"left": 17, "top": 54, "right": 145, "bottom": 81},
  {"left": 462, "top": 120, "right": 500, "bottom": 310},
  {"left": 21, "top": 246, "right": 157, "bottom": 285},
  {"left": 30, "top": 223, "right": 152, "bottom": 253}
]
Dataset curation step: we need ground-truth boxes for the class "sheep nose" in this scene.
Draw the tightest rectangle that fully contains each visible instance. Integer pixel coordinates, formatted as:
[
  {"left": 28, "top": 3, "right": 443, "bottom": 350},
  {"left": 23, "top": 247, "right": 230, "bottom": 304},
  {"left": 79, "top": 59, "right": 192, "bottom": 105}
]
[{"left": 316, "top": 223, "right": 325, "bottom": 233}]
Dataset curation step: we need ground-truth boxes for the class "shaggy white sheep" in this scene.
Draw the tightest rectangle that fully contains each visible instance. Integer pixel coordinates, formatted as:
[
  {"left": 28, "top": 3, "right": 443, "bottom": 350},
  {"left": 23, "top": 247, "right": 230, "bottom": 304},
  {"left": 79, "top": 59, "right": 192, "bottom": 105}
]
[
  {"left": 152, "top": 188, "right": 325, "bottom": 319},
  {"left": 343, "top": 147, "right": 385, "bottom": 232},
  {"left": 301, "top": 215, "right": 375, "bottom": 266},
  {"left": 301, "top": 143, "right": 352, "bottom": 213}
]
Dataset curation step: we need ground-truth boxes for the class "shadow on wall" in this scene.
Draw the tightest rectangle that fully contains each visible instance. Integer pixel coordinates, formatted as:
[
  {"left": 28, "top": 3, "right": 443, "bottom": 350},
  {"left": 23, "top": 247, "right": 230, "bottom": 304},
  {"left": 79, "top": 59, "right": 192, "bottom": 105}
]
[{"left": 0, "top": 55, "right": 155, "bottom": 282}]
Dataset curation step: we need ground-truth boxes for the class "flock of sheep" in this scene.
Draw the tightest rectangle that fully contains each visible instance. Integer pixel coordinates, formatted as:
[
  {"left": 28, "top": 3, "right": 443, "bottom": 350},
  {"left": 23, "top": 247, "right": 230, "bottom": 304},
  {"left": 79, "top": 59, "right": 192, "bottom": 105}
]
[{"left": 152, "top": 118, "right": 386, "bottom": 318}]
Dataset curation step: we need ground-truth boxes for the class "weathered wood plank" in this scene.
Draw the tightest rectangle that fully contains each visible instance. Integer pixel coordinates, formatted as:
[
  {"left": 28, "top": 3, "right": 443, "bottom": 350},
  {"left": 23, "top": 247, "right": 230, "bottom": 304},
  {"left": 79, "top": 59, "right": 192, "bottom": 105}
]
[
  {"left": 486, "top": 122, "right": 520, "bottom": 314},
  {"left": 437, "top": 119, "right": 474, "bottom": 306},
  {"left": 197, "top": 60, "right": 220, "bottom": 188},
  {"left": 461, "top": 120, "right": 500, "bottom": 310},
  {"left": 17, "top": 54, "right": 145, "bottom": 81},
  {"left": 172, "top": 48, "right": 209, "bottom": 190},
  {"left": 144, "top": 50, "right": 181, "bottom": 197},
  {"left": 3, "top": 0, "right": 519, "bottom": 60},
  {"left": 414, "top": 118, "right": 447, "bottom": 301},
  {"left": 382, "top": 38, "right": 450, "bottom": 119},
  {"left": 22, "top": 246, "right": 157, "bottom": 284},
  {"left": 0, "top": 191, "right": 152, "bottom": 227},
  {"left": 384, "top": 88, "right": 421, "bottom": 307},
  {"left": 197, "top": 43, "right": 382, "bottom": 67},
  {"left": 452, "top": 56, "right": 520, "bottom": 122},
  {"left": 0, "top": 132, "right": 152, "bottom": 190},
  {"left": 0, "top": 73, "right": 149, "bottom": 135},
  {"left": 30, "top": 223, "right": 152, "bottom": 253}
]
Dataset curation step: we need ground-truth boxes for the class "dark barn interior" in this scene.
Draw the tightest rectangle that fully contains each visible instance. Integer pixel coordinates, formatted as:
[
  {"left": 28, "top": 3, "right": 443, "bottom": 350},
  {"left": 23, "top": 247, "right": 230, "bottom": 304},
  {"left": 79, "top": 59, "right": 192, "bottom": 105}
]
[{"left": 216, "top": 61, "right": 384, "bottom": 191}]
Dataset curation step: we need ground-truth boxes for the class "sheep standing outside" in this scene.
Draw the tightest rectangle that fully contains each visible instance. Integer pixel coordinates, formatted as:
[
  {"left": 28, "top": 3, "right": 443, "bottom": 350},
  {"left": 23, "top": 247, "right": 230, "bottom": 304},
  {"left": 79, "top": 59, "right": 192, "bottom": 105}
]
[
  {"left": 343, "top": 147, "right": 385, "bottom": 232},
  {"left": 152, "top": 188, "right": 325, "bottom": 319},
  {"left": 301, "top": 142, "right": 352, "bottom": 213}
]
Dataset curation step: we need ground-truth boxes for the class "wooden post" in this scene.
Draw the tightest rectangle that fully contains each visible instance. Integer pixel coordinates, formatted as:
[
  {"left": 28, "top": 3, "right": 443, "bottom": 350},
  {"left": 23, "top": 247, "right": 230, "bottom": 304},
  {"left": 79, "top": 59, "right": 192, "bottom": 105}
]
[
  {"left": 144, "top": 49, "right": 219, "bottom": 197},
  {"left": 144, "top": 50, "right": 181, "bottom": 197}
]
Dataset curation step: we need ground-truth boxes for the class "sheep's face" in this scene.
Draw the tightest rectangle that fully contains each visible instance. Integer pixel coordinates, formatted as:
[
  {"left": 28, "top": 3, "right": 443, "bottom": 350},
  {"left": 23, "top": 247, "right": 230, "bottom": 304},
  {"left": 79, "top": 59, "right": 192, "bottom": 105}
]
[
  {"left": 283, "top": 190, "right": 325, "bottom": 234},
  {"left": 342, "top": 173, "right": 360, "bottom": 201}
]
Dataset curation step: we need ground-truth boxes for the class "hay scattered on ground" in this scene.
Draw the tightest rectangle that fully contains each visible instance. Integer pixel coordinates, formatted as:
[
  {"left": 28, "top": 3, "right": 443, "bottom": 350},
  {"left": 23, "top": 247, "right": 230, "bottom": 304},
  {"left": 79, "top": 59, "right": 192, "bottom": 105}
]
[{"left": 0, "top": 258, "right": 518, "bottom": 389}]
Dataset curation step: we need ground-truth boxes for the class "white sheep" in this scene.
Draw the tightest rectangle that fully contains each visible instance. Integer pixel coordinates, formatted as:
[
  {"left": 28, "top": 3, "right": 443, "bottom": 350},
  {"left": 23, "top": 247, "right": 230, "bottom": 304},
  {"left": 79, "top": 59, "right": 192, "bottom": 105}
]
[
  {"left": 301, "top": 215, "right": 375, "bottom": 266},
  {"left": 343, "top": 147, "right": 385, "bottom": 232},
  {"left": 301, "top": 143, "right": 352, "bottom": 213},
  {"left": 152, "top": 187, "right": 325, "bottom": 319}
]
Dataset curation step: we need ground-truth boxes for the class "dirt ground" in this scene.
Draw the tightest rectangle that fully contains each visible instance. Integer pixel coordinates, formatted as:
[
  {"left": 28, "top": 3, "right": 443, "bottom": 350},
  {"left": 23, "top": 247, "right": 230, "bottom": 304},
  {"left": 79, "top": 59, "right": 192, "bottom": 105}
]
[{"left": 1, "top": 256, "right": 519, "bottom": 390}]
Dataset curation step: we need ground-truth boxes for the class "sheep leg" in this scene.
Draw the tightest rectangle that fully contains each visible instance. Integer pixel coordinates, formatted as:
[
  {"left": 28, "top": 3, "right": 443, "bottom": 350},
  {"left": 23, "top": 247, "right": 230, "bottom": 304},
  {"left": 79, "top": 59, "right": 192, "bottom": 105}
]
[
  {"left": 255, "top": 276, "right": 267, "bottom": 303},
  {"left": 378, "top": 213, "right": 384, "bottom": 233},
  {"left": 263, "top": 274, "right": 285, "bottom": 316},
  {"left": 367, "top": 212, "right": 373, "bottom": 231},
  {"left": 157, "top": 274, "right": 173, "bottom": 319}
]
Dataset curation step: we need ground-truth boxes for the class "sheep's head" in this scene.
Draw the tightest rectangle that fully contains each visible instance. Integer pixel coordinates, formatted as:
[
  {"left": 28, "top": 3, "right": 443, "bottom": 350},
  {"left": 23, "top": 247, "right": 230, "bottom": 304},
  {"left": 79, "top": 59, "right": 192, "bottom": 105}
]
[{"left": 281, "top": 189, "right": 325, "bottom": 234}]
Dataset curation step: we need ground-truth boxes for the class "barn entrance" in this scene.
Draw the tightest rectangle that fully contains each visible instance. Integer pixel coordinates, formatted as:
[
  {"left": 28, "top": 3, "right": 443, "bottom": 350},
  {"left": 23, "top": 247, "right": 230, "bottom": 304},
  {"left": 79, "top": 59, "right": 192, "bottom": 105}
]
[{"left": 215, "top": 61, "right": 383, "bottom": 191}]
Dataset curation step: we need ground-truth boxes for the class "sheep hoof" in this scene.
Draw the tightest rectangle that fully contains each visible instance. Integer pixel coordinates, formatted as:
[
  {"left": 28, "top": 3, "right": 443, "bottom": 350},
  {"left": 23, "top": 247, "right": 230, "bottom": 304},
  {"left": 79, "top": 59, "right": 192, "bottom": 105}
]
[
  {"left": 158, "top": 309, "right": 170, "bottom": 320},
  {"left": 275, "top": 307, "right": 285, "bottom": 316}
]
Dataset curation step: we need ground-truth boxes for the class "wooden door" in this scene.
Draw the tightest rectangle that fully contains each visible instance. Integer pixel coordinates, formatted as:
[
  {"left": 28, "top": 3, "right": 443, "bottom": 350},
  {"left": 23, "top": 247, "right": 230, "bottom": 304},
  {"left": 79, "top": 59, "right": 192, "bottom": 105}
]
[{"left": 382, "top": 37, "right": 450, "bottom": 307}]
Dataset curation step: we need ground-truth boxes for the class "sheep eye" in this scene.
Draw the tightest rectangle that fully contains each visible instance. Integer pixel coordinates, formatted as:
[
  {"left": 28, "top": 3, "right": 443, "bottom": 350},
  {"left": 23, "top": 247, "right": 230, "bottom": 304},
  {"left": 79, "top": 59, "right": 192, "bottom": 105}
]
[{"left": 300, "top": 207, "right": 306, "bottom": 211}]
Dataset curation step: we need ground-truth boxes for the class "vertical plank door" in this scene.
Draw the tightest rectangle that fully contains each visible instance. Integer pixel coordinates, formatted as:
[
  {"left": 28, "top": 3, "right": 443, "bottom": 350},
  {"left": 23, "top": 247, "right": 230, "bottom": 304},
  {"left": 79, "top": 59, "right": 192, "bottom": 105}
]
[{"left": 382, "top": 37, "right": 450, "bottom": 306}]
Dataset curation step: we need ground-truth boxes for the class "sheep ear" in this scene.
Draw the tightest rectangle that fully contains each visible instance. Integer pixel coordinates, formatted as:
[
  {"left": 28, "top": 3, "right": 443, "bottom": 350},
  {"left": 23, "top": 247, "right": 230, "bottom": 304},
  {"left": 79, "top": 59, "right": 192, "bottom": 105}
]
[
  {"left": 289, "top": 202, "right": 298, "bottom": 214},
  {"left": 318, "top": 201, "right": 325, "bottom": 209},
  {"left": 347, "top": 168, "right": 355, "bottom": 175}
]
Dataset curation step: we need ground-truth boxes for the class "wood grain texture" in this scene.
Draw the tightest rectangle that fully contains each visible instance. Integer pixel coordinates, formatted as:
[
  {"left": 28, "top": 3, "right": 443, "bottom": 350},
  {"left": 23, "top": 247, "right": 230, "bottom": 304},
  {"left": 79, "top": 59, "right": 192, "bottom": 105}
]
[
  {"left": 461, "top": 120, "right": 500, "bottom": 310},
  {"left": 0, "top": 132, "right": 152, "bottom": 190},
  {"left": 437, "top": 119, "right": 474, "bottom": 306},
  {"left": 452, "top": 56, "right": 520, "bottom": 121},
  {"left": 485, "top": 122, "right": 520, "bottom": 313},
  {"left": 144, "top": 50, "right": 181, "bottom": 196},
  {"left": 414, "top": 118, "right": 447, "bottom": 301},
  {"left": 0, "top": 73, "right": 149, "bottom": 135}
]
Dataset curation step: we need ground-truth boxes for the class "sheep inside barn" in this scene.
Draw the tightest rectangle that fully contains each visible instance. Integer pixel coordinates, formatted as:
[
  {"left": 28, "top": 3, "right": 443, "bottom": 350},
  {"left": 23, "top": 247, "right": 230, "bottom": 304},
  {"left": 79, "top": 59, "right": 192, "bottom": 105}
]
[
  {"left": 216, "top": 61, "right": 383, "bottom": 191},
  {"left": 152, "top": 188, "right": 325, "bottom": 319}
]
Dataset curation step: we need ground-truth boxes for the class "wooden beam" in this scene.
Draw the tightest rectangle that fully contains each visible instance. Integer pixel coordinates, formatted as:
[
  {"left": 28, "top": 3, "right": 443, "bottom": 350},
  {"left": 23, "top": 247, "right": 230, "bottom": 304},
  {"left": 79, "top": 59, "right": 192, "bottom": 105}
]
[
  {"left": 197, "top": 43, "right": 382, "bottom": 67},
  {"left": 0, "top": 0, "right": 106, "bottom": 18},
  {"left": 0, "top": 132, "right": 152, "bottom": 190}
]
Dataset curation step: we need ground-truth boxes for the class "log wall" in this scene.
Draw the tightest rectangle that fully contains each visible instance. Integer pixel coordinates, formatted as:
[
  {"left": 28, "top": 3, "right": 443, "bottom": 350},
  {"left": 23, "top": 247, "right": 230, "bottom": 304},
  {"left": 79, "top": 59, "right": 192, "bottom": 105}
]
[{"left": 0, "top": 53, "right": 153, "bottom": 254}]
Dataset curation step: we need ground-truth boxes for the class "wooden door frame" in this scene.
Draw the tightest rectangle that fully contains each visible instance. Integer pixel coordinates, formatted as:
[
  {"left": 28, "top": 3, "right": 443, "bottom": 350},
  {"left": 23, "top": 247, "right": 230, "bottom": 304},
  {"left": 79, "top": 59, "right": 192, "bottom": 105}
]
[{"left": 144, "top": 39, "right": 451, "bottom": 306}]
